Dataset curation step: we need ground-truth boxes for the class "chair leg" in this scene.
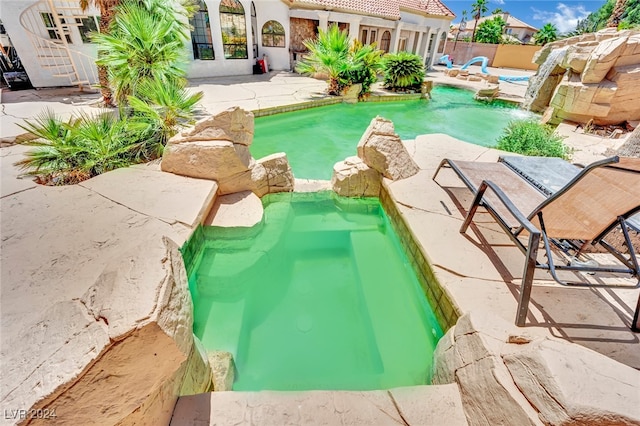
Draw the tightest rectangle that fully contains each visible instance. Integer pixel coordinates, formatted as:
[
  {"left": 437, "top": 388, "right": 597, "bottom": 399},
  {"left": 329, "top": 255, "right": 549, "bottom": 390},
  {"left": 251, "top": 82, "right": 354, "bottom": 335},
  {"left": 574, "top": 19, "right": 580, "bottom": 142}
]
[
  {"left": 461, "top": 182, "right": 488, "bottom": 233},
  {"left": 633, "top": 294, "right": 640, "bottom": 332},
  {"left": 516, "top": 231, "right": 541, "bottom": 326}
]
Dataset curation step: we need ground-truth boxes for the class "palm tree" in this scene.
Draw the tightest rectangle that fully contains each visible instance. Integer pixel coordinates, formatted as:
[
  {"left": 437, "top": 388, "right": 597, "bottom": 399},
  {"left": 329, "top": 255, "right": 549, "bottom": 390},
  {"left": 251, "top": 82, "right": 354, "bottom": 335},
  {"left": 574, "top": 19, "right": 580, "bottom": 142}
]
[
  {"left": 534, "top": 23, "right": 558, "bottom": 45},
  {"left": 296, "top": 25, "right": 352, "bottom": 95},
  {"left": 470, "top": 0, "right": 489, "bottom": 42},
  {"left": 607, "top": 0, "right": 628, "bottom": 27},
  {"left": 91, "top": 0, "right": 190, "bottom": 104},
  {"left": 80, "top": 0, "right": 119, "bottom": 107}
]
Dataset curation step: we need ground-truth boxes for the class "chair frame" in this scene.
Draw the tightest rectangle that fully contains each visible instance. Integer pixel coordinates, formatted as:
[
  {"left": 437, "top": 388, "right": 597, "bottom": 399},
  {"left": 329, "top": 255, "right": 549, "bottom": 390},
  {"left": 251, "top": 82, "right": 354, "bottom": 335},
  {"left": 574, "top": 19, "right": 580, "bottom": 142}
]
[{"left": 433, "top": 156, "right": 640, "bottom": 329}]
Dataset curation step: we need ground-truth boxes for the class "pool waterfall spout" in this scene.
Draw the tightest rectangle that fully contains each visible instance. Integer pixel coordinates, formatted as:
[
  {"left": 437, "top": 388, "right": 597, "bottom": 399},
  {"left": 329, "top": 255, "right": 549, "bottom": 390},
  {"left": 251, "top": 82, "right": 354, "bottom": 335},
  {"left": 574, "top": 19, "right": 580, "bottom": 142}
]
[{"left": 523, "top": 47, "right": 568, "bottom": 112}]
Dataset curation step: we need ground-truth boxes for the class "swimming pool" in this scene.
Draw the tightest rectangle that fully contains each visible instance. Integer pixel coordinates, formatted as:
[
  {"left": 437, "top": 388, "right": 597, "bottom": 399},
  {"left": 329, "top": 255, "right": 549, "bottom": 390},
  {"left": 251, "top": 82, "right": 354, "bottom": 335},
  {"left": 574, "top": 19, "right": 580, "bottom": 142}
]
[
  {"left": 185, "top": 192, "right": 443, "bottom": 391},
  {"left": 250, "top": 86, "right": 535, "bottom": 179}
]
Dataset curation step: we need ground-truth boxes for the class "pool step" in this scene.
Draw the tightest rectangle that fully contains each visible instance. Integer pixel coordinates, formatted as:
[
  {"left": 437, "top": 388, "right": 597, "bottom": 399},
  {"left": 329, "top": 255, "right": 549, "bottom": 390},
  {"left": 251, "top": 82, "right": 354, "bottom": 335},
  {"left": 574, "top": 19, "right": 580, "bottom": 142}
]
[
  {"left": 170, "top": 384, "right": 468, "bottom": 425},
  {"left": 290, "top": 211, "right": 383, "bottom": 233},
  {"left": 350, "top": 231, "right": 437, "bottom": 387}
]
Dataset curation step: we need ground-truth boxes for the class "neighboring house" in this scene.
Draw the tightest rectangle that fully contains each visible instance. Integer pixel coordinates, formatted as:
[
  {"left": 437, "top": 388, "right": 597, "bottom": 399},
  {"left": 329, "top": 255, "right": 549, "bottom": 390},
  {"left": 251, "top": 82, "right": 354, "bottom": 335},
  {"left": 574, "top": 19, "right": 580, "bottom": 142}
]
[
  {"left": 0, "top": 0, "right": 454, "bottom": 89},
  {"left": 450, "top": 13, "right": 537, "bottom": 44}
]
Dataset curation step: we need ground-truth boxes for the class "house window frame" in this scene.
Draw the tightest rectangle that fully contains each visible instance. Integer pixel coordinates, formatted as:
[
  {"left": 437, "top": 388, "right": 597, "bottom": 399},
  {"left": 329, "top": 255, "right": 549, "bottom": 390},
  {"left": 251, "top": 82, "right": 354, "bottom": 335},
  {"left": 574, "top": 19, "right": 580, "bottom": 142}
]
[
  {"left": 220, "top": 0, "right": 248, "bottom": 59},
  {"left": 190, "top": 1, "right": 215, "bottom": 60},
  {"left": 380, "top": 30, "right": 391, "bottom": 52},
  {"left": 77, "top": 16, "right": 99, "bottom": 43},
  {"left": 40, "top": 12, "right": 72, "bottom": 43},
  {"left": 261, "top": 20, "right": 285, "bottom": 47}
]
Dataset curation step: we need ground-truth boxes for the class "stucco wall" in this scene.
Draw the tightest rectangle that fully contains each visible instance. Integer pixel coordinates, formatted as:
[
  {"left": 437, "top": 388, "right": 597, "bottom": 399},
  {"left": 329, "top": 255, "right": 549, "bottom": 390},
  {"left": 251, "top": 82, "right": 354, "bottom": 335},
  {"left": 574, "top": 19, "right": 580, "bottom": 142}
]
[
  {"left": 492, "top": 44, "right": 541, "bottom": 70},
  {"left": 443, "top": 42, "right": 540, "bottom": 70}
]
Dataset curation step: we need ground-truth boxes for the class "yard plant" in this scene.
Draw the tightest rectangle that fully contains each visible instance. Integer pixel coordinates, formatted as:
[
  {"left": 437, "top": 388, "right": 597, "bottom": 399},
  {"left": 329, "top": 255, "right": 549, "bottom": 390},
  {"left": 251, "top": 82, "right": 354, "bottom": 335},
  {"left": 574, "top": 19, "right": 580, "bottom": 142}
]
[
  {"left": 496, "top": 119, "right": 570, "bottom": 159},
  {"left": 296, "top": 25, "right": 383, "bottom": 97},
  {"left": 382, "top": 52, "right": 425, "bottom": 92}
]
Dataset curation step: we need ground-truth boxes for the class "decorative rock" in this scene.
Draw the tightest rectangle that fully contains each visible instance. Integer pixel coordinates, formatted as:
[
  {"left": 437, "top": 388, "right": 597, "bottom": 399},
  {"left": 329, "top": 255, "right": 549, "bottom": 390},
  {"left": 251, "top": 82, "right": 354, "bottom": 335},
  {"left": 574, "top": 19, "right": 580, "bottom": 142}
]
[
  {"left": 161, "top": 140, "right": 250, "bottom": 181},
  {"left": 341, "top": 83, "right": 361, "bottom": 103},
  {"left": 487, "top": 75, "right": 500, "bottom": 84},
  {"left": 504, "top": 339, "right": 640, "bottom": 425},
  {"left": 162, "top": 109, "right": 295, "bottom": 198},
  {"left": 356, "top": 117, "right": 419, "bottom": 180},
  {"left": 474, "top": 86, "right": 500, "bottom": 102},
  {"left": 468, "top": 75, "right": 482, "bottom": 82},
  {"left": 447, "top": 69, "right": 460, "bottom": 77},
  {"left": 258, "top": 152, "right": 295, "bottom": 194},
  {"left": 207, "top": 351, "right": 236, "bottom": 392},
  {"left": 2, "top": 238, "right": 211, "bottom": 426},
  {"left": 526, "top": 29, "right": 640, "bottom": 125},
  {"left": 331, "top": 156, "right": 382, "bottom": 197},
  {"left": 171, "top": 106, "right": 254, "bottom": 146},
  {"left": 432, "top": 311, "right": 640, "bottom": 426}
]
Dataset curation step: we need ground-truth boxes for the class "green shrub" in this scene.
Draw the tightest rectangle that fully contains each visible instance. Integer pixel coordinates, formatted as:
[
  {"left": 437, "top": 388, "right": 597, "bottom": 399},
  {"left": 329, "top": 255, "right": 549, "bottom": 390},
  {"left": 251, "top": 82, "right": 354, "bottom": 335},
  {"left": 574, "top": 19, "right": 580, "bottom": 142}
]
[
  {"left": 343, "top": 40, "right": 383, "bottom": 98},
  {"left": 15, "top": 110, "right": 148, "bottom": 185},
  {"left": 382, "top": 52, "right": 425, "bottom": 91},
  {"left": 496, "top": 119, "right": 570, "bottom": 159}
]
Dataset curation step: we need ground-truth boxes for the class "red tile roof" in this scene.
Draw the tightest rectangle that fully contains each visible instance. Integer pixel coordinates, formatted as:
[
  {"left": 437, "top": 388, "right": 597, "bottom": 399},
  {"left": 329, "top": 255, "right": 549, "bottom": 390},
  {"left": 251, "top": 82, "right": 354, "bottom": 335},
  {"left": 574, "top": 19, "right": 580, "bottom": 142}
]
[{"left": 287, "top": 0, "right": 454, "bottom": 19}]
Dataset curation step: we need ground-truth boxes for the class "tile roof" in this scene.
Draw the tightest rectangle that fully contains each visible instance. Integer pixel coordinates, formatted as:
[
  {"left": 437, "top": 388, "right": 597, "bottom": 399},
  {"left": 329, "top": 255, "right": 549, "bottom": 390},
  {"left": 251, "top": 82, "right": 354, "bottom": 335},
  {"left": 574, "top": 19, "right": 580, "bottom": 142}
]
[{"left": 287, "top": 0, "right": 454, "bottom": 19}]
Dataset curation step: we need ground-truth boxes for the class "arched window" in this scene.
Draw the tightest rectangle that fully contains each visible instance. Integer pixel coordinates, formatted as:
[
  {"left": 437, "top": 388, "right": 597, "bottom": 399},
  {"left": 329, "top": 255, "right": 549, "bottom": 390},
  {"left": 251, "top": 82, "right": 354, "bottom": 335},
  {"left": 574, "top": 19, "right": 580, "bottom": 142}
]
[
  {"left": 380, "top": 30, "right": 391, "bottom": 52},
  {"left": 262, "top": 20, "right": 285, "bottom": 47},
  {"left": 190, "top": 1, "right": 214, "bottom": 60},
  {"left": 220, "top": 0, "right": 248, "bottom": 59},
  {"left": 438, "top": 31, "right": 447, "bottom": 53}
]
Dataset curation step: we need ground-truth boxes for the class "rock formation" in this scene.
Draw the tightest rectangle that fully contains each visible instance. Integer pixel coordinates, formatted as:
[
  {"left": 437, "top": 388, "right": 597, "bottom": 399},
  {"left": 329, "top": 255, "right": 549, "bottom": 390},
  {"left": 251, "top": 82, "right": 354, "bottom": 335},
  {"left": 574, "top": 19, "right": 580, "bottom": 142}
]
[
  {"left": 525, "top": 29, "right": 640, "bottom": 125},
  {"left": 162, "top": 107, "right": 294, "bottom": 197},
  {"left": 331, "top": 116, "right": 419, "bottom": 197},
  {"left": 2, "top": 238, "right": 211, "bottom": 426},
  {"left": 432, "top": 311, "right": 640, "bottom": 426},
  {"left": 332, "top": 156, "right": 381, "bottom": 197}
]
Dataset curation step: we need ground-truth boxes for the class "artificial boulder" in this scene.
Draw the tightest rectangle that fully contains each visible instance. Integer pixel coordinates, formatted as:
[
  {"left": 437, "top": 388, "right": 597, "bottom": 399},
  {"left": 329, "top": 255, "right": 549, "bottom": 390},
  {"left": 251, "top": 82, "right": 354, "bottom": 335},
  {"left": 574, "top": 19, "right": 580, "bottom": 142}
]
[
  {"left": 357, "top": 116, "right": 419, "bottom": 180},
  {"left": 331, "top": 156, "right": 382, "bottom": 197},
  {"left": 161, "top": 108, "right": 294, "bottom": 197},
  {"left": 526, "top": 29, "right": 640, "bottom": 125},
  {"left": 432, "top": 311, "right": 640, "bottom": 426},
  {"left": 3, "top": 238, "right": 211, "bottom": 426},
  {"left": 208, "top": 351, "right": 236, "bottom": 392}
]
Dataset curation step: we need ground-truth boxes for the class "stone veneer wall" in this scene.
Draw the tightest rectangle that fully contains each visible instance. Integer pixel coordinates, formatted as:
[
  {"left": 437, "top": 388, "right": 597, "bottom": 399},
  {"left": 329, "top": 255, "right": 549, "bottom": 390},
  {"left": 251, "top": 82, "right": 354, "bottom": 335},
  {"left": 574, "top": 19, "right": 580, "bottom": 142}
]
[
  {"left": 290, "top": 18, "right": 317, "bottom": 52},
  {"left": 380, "top": 185, "right": 460, "bottom": 331}
]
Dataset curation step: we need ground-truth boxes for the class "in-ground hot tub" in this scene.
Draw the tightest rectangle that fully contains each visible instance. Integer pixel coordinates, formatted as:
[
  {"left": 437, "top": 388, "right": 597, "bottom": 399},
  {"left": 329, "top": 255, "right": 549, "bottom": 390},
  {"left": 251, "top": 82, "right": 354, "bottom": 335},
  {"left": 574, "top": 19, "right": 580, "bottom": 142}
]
[{"left": 182, "top": 192, "right": 443, "bottom": 391}]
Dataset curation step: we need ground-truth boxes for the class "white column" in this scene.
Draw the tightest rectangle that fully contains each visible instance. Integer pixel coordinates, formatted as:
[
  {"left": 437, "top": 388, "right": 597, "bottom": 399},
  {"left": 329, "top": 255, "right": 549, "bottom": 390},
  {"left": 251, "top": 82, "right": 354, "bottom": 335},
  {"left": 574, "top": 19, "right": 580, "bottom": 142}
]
[
  {"left": 391, "top": 21, "right": 404, "bottom": 53},
  {"left": 348, "top": 17, "right": 362, "bottom": 41},
  {"left": 422, "top": 27, "right": 432, "bottom": 64},
  {"left": 317, "top": 12, "right": 329, "bottom": 32},
  {"left": 429, "top": 30, "right": 444, "bottom": 68}
]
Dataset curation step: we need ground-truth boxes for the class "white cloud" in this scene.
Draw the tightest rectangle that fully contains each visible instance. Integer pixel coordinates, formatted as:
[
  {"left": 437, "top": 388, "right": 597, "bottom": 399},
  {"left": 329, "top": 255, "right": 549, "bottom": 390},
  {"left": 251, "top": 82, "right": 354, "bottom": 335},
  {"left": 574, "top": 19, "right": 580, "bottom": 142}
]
[
  {"left": 531, "top": 3, "right": 590, "bottom": 33},
  {"left": 492, "top": 0, "right": 505, "bottom": 5}
]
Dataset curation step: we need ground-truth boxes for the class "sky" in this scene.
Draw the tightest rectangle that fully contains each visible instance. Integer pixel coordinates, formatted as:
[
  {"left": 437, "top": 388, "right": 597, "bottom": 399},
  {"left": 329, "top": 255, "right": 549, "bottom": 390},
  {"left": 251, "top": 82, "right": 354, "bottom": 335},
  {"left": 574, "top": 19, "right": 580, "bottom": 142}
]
[{"left": 444, "top": 0, "right": 607, "bottom": 33}]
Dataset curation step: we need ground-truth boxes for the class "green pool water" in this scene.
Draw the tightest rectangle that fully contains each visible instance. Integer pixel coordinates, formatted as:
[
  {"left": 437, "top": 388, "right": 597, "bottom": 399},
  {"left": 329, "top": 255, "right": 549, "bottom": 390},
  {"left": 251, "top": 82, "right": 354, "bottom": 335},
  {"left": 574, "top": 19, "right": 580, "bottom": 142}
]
[
  {"left": 250, "top": 86, "right": 535, "bottom": 179},
  {"left": 186, "top": 192, "right": 443, "bottom": 391}
]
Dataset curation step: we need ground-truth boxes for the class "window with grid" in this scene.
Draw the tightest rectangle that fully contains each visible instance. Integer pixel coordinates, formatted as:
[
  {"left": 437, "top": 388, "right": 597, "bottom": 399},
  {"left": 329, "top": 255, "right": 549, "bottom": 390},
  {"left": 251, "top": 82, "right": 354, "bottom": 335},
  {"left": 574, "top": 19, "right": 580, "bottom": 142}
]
[
  {"left": 261, "top": 20, "right": 285, "bottom": 47},
  {"left": 380, "top": 30, "right": 391, "bottom": 52},
  {"left": 78, "top": 16, "right": 99, "bottom": 43},
  {"left": 40, "top": 12, "right": 72, "bottom": 43},
  {"left": 190, "top": 1, "right": 214, "bottom": 60},
  {"left": 220, "top": 0, "right": 247, "bottom": 59}
]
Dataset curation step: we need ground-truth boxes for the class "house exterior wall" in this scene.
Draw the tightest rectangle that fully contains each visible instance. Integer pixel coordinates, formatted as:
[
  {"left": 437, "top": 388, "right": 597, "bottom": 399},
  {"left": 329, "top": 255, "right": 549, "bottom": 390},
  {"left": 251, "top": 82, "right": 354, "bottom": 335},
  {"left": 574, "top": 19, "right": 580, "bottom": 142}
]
[{"left": 2, "top": 0, "right": 454, "bottom": 88}]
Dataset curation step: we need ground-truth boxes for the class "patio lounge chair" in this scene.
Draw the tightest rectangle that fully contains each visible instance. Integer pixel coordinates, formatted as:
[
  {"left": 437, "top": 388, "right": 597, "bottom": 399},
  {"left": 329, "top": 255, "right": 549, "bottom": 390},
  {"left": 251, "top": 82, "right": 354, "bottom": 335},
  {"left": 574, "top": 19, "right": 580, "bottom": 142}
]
[{"left": 432, "top": 156, "right": 640, "bottom": 330}]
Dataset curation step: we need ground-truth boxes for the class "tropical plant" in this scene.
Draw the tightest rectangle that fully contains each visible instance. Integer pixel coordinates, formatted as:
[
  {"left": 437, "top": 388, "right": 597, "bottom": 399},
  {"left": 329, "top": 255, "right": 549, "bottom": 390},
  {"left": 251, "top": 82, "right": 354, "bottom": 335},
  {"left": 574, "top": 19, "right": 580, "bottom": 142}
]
[
  {"left": 533, "top": 23, "right": 559, "bottom": 45},
  {"left": 343, "top": 40, "right": 384, "bottom": 98},
  {"left": 475, "top": 16, "right": 506, "bottom": 44},
  {"left": 491, "top": 8, "right": 503, "bottom": 14},
  {"left": 296, "top": 24, "right": 352, "bottom": 95},
  {"left": 470, "top": 0, "right": 489, "bottom": 42},
  {"left": 80, "top": 0, "right": 119, "bottom": 107},
  {"left": 91, "top": 0, "right": 191, "bottom": 104},
  {"left": 496, "top": 119, "right": 570, "bottom": 159},
  {"left": 15, "top": 110, "right": 143, "bottom": 184},
  {"left": 128, "top": 77, "right": 203, "bottom": 148},
  {"left": 382, "top": 52, "right": 425, "bottom": 91}
]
